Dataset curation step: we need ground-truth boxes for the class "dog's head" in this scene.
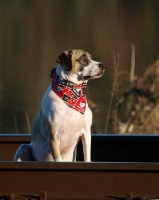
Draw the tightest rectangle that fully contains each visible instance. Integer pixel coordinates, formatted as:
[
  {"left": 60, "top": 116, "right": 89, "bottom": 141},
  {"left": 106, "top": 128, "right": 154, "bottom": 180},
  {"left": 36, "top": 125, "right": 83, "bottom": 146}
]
[{"left": 56, "top": 49, "right": 105, "bottom": 83}]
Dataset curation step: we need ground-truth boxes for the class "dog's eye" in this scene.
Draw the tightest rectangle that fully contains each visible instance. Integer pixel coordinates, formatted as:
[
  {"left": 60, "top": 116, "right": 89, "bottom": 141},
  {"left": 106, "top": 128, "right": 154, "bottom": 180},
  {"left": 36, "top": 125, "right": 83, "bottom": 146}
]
[
  {"left": 81, "top": 55, "right": 88, "bottom": 62},
  {"left": 76, "top": 57, "right": 85, "bottom": 62},
  {"left": 77, "top": 55, "right": 89, "bottom": 64}
]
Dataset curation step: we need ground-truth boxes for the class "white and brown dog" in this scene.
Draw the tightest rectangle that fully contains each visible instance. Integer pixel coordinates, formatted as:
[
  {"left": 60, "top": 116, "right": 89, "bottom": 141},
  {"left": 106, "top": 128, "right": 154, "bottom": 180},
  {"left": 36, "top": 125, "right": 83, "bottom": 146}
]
[{"left": 14, "top": 49, "right": 105, "bottom": 162}]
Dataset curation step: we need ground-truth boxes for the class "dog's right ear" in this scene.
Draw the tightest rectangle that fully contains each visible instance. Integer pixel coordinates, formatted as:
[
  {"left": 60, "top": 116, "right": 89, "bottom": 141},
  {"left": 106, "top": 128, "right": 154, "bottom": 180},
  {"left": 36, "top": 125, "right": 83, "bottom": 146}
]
[{"left": 56, "top": 50, "right": 73, "bottom": 71}]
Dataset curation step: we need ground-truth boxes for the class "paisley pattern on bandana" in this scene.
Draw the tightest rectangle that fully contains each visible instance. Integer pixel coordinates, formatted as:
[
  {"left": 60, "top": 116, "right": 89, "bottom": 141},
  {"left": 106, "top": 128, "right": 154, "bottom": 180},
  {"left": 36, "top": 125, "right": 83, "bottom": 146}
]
[{"left": 50, "top": 68, "right": 87, "bottom": 114}]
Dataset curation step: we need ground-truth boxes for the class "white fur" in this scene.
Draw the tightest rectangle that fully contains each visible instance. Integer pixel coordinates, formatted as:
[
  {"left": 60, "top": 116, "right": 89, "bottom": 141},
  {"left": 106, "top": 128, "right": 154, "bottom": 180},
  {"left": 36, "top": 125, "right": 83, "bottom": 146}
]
[
  {"left": 30, "top": 82, "right": 92, "bottom": 161},
  {"left": 81, "top": 58, "right": 102, "bottom": 77},
  {"left": 14, "top": 50, "right": 104, "bottom": 162}
]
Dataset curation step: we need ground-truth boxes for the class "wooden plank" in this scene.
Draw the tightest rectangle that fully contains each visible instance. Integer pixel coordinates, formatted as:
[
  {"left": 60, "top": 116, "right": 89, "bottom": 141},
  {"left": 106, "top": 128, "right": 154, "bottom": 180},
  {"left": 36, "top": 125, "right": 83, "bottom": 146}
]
[
  {"left": 1, "top": 134, "right": 159, "bottom": 198},
  {"left": 1, "top": 134, "right": 159, "bottom": 162},
  {"left": 0, "top": 162, "right": 159, "bottom": 198}
]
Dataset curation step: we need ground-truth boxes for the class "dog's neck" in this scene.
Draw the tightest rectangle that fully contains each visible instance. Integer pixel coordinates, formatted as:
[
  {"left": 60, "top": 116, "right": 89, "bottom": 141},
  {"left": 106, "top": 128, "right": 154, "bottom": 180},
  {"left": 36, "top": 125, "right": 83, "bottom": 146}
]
[{"left": 50, "top": 68, "right": 87, "bottom": 114}]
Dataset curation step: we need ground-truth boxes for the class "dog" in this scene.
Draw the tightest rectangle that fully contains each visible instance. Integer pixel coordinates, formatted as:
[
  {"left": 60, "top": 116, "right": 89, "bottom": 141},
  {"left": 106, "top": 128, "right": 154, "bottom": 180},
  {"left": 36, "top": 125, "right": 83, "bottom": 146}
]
[{"left": 14, "top": 49, "right": 105, "bottom": 162}]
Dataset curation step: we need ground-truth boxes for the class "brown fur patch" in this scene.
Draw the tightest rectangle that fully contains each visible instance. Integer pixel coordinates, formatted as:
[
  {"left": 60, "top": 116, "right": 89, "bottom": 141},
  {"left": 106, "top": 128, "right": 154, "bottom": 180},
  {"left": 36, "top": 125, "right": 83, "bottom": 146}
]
[{"left": 56, "top": 49, "right": 91, "bottom": 74}]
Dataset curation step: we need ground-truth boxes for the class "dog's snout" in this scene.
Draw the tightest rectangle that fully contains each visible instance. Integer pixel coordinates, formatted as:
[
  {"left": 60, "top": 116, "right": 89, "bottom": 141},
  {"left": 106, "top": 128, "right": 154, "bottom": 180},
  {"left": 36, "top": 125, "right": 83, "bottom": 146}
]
[{"left": 98, "top": 63, "right": 104, "bottom": 69}]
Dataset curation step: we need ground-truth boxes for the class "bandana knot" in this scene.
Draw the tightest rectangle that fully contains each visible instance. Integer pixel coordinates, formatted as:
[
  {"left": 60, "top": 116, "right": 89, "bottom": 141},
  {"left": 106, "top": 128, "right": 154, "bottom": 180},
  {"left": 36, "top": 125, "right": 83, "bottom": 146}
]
[{"left": 50, "top": 68, "right": 87, "bottom": 114}]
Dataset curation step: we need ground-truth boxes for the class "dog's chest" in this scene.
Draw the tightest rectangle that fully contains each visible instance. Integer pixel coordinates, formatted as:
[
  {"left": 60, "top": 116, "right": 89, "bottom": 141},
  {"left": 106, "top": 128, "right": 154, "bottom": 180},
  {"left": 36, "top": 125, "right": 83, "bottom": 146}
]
[
  {"left": 56, "top": 102, "right": 87, "bottom": 136},
  {"left": 42, "top": 85, "right": 91, "bottom": 137}
]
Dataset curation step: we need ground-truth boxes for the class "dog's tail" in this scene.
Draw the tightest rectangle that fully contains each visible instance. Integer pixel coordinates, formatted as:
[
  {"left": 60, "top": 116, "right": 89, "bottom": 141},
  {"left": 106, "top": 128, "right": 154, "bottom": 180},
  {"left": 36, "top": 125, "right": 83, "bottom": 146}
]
[{"left": 14, "top": 144, "right": 35, "bottom": 161}]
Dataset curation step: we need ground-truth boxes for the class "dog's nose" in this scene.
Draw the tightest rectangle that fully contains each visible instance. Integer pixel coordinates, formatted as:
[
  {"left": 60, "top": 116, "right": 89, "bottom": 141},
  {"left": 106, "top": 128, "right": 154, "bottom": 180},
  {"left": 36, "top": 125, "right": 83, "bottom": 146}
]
[{"left": 98, "top": 63, "right": 104, "bottom": 69}]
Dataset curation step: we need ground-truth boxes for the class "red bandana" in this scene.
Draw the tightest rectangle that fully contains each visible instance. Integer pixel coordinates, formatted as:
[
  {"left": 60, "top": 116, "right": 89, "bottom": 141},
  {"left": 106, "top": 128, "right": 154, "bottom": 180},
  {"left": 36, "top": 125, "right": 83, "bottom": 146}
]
[{"left": 50, "top": 68, "right": 87, "bottom": 114}]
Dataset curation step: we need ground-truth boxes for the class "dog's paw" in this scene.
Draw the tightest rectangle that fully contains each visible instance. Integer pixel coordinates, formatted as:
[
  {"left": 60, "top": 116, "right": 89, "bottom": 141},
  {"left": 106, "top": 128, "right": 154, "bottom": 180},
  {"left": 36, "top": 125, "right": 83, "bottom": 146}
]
[{"left": 55, "top": 156, "right": 62, "bottom": 162}]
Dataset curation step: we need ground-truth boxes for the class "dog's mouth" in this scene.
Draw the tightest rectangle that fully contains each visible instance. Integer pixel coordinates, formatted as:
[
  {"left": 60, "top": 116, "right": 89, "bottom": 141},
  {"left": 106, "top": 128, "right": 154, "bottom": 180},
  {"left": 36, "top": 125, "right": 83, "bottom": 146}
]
[
  {"left": 83, "top": 76, "right": 92, "bottom": 80},
  {"left": 83, "top": 69, "right": 105, "bottom": 80}
]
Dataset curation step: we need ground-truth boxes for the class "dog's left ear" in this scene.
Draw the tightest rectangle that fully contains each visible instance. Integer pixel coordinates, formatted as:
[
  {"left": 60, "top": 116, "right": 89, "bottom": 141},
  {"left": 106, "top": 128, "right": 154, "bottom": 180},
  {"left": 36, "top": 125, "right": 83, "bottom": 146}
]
[{"left": 56, "top": 50, "right": 73, "bottom": 71}]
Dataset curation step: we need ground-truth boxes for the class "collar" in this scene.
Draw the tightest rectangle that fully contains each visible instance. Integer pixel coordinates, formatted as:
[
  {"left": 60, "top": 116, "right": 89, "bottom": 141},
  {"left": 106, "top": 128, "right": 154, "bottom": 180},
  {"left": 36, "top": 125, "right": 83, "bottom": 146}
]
[{"left": 50, "top": 68, "right": 87, "bottom": 114}]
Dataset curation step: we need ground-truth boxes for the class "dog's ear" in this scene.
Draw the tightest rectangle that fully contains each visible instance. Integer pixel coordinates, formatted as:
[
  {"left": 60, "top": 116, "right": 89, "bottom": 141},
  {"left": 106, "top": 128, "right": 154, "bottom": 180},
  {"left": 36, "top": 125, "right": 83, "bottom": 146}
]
[{"left": 56, "top": 50, "right": 73, "bottom": 71}]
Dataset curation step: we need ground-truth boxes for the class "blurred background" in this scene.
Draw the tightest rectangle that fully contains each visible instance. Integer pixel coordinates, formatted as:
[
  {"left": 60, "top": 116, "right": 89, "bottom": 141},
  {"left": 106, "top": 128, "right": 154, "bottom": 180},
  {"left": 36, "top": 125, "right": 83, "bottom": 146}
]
[{"left": 0, "top": 0, "right": 159, "bottom": 133}]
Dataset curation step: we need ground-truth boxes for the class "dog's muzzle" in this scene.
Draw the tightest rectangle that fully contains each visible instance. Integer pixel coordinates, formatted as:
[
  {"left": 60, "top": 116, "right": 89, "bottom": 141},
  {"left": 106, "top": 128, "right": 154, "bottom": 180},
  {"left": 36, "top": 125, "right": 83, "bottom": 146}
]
[{"left": 84, "top": 63, "right": 105, "bottom": 80}]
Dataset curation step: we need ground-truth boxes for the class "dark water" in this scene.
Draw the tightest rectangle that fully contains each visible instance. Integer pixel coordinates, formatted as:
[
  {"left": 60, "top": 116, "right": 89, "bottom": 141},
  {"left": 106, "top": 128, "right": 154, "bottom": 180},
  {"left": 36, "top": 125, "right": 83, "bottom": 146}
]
[{"left": 0, "top": 0, "right": 159, "bottom": 133}]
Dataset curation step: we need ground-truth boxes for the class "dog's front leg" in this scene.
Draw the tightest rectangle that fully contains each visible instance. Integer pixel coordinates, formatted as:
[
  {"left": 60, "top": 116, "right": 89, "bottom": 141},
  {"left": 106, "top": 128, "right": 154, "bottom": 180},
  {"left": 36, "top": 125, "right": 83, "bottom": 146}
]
[
  {"left": 82, "top": 129, "right": 91, "bottom": 162},
  {"left": 49, "top": 124, "right": 62, "bottom": 161}
]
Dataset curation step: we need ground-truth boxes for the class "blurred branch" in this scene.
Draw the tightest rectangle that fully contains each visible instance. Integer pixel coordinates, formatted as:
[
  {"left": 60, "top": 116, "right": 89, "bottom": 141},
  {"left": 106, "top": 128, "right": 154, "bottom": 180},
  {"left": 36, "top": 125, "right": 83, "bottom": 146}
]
[
  {"left": 104, "top": 50, "right": 120, "bottom": 133},
  {"left": 130, "top": 44, "right": 136, "bottom": 84},
  {"left": 25, "top": 110, "right": 31, "bottom": 134}
]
